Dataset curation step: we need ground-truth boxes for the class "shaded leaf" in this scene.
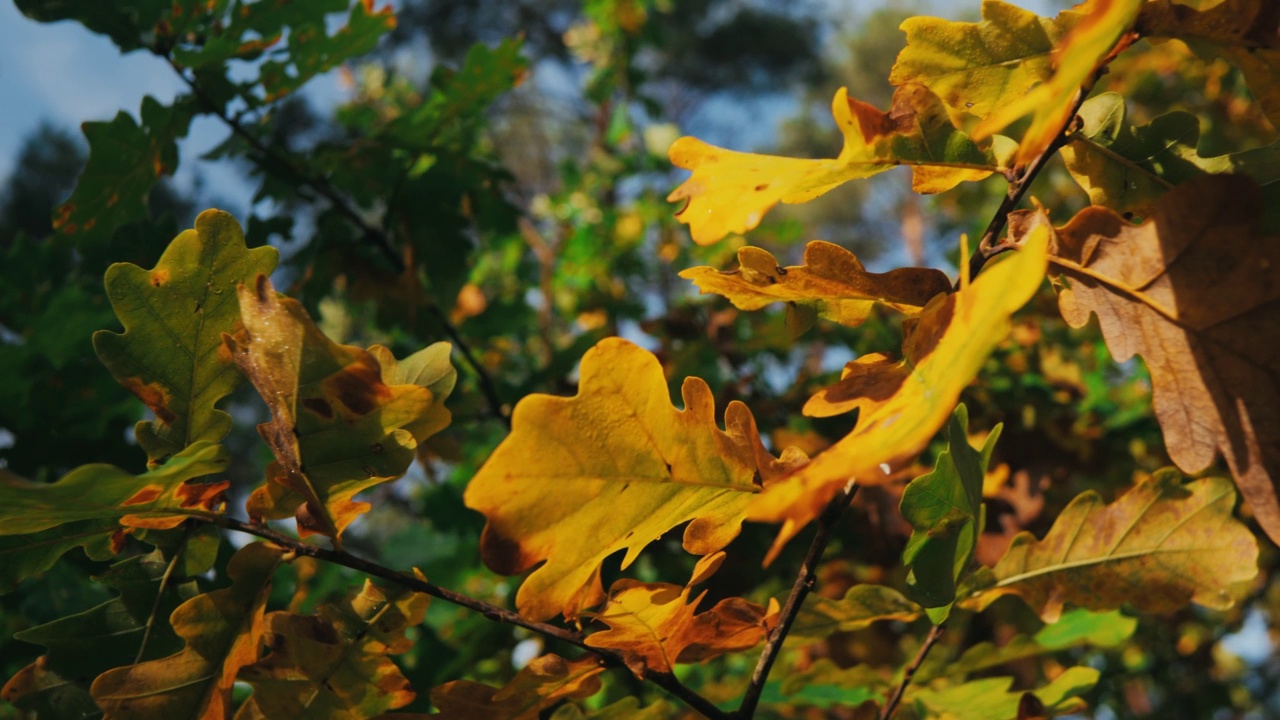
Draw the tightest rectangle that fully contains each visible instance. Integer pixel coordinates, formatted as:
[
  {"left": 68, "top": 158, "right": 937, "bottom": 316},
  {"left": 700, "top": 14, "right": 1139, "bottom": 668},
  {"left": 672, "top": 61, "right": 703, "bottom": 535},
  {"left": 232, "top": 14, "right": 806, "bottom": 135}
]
[
  {"left": 973, "top": 0, "right": 1142, "bottom": 162},
  {"left": 235, "top": 579, "right": 428, "bottom": 719},
  {"left": 464, "top": 337, "right": 791, "bottom": 621},
  {"left": 0, "top": 518, "right": 121, "bottom": 594},
  {"left": 15, "top": 0, "right": 215, "bottom": 53},
  {"left": 426, "top": 654, "right": 604, "bottom": 720},
  {"left": 901, "top": 666, "right": 1099, "bottom": 720},
  {"left": 901, "top": 405, "right": 1001, "bottom": 622},
  {"left": 94, "top": 209, "right": 279, "bottom": 465},
  {"left": 679, "top": 241, "right": 950, "bottom": 333},
  {"left": 1027, "top": 174, "right": 1280, "bottom": 543},
  {"left": 90, "top": 542, "right": 284, "bottom": 719},
  {"left": 549, "top": 697, "right": 676, "bottom": 720},
  {"left": 789, "top": 584, "right": 923, "bottom": 643},
  {"left": 747, "top": 228, "right": 1048, "bottom": 563},
  {"left": 985, "top": 469, "right": 1257, "bottom": 621},
  {"left": 1138, "top": 0, "right": 1280, "bottom": 126},
  {"left": 2, "top": 550, "right": 202, "bottom": 718},
  {"left": 585, "top": 556, "right": 777, "bottom": 675},
  {"left": 667, "top": 84, "right": 1007, "bottom": 245},
  {"left": 1060, "top": 93, "right": 1280, "bottom": 228},
  {"left": 225, "top": 275, "right": 446, "bottom": 541},
  {"left": 53, "top": 96, "right": 196, "bottom": 244}
]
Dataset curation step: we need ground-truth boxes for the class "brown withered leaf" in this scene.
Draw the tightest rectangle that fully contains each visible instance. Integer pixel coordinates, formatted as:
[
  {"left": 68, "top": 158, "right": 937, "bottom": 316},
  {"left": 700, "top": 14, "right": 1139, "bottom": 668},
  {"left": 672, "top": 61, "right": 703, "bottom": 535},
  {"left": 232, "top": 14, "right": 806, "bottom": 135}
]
[
  {"left": 585, "top": 553, "right": 779, "bottom": 676},
  {"left": 224, "top": 276, "right": 445, "bottom": 542},
  {"left": 1024, "top": 175, "right": 1280, "bottom": 543},
  {"left": 425, "top": 654, "right": 604, "bottom": 720},
  {"left": 680, "top": 241, "right": 950, "bottom": 335}
]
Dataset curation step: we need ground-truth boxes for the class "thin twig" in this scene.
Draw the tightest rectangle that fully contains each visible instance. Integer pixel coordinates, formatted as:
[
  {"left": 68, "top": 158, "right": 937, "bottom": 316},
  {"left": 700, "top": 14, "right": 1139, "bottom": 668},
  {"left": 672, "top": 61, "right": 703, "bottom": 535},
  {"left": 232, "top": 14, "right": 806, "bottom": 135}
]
[
  {"left": 879, "top": 623, "right": 946, "bottom": 720},
  {"left": 735, "top": 482, "right": 860, "bottom": 719},
  {"left": 164, "top": 54, "right": 512, "bottom": 428},
  {"left": 204, "top": 515, "right": 726, "bottom": 719}
]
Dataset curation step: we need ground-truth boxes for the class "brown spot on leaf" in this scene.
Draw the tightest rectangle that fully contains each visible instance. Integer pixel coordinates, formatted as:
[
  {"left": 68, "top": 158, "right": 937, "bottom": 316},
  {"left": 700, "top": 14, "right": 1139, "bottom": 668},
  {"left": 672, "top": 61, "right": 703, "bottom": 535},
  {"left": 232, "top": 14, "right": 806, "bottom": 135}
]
[
  {"left": 122, "top": 485, "right": 164, "bottom": 506},
  {"left": 177, "top": 480, "right": 230, "bottom": 511},
  {"left": 119, "top": 377, "right": 177, "bottom": 424},
  {"left": 324, "top": 355, "right": 389, "bottom": 416},
  {"left": 301, "top": 397, "right": 334, "bottom": 419},
  {"left": 151, "top": 269, "right": 170, "bottom": 287}
]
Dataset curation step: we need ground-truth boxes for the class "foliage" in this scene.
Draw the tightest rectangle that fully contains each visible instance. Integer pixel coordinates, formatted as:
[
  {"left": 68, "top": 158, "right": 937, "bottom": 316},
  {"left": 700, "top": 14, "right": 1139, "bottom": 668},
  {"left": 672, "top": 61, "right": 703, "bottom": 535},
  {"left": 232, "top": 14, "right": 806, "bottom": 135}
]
[{"left": 2, "top": 0, "right": 1279, "bottom": 718}]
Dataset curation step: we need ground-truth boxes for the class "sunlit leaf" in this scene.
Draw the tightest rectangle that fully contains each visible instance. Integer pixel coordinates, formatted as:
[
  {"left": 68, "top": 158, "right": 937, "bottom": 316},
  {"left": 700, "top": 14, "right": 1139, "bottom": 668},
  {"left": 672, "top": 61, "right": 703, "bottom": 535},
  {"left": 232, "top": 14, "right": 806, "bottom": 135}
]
[
  {"left": 91, "top": 542, "right": 284, "bottom": 719},
  {"left": 426, "top": 654, "right": 604, "bottom": 720},
  {"left": 1060, "top": 93, "right": 1280, "bottom": 228},
  {"left": 225, "top": 275, "right": 447, "bottom": 541},
  {"left": 900, "top": 405, "right": 1001, "bottom": 622},
  {"left": 788, "top": 584, "right": 923, "bottom": 644},
  {"left": 236, "top": 579, "right": 428, "bottom": 719},
  {"left": 679, "top": 241, "right": 950, "bottom": 333},
  {"left": 1022, "top": 175, "right": 1280, "bottom": 543},
  {"left": 464, "top": 337, "right": 792, "bottom": 621},
  {"left": 667, "top": 84, "right": 1007, "bottom": 245},
  {"left": 585, "top": 554, "right": 778, "bottom": 675},
  {"left": 94, "top": 209, "right": 279, "bottom": 466},
  {"left": 1137, "top": 0, "right": 1280, "bottom": 126},
  {"left": 983, "top": 469, "right": 1256, "bottom": 621},
  {"left": 1, "top": 550, "right": 202, "bottom": 717},
  {"left": 901, "top": 666, "right": 1099, "bottom": 720},
  {"left": 748, "top": 228, "right": 1048, "bottom": 563}
]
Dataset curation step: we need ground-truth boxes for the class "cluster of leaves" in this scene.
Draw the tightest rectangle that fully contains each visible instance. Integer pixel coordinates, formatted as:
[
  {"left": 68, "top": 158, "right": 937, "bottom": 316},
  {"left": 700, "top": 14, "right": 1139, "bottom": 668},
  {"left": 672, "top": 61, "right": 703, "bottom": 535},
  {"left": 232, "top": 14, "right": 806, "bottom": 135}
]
[{"left": 2, "top": 0, "right": 1280, "bottom": 718}]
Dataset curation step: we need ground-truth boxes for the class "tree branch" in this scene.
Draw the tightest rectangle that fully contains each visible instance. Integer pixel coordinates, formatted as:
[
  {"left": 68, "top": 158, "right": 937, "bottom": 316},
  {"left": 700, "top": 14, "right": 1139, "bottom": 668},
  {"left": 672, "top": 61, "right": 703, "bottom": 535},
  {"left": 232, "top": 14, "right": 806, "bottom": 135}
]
[
  {"left": 734, "top": 482, "right": 860, "bottom": 719},
  {"left": 879, "top": 623, "right": 945, "bottom": 720},
  {"left": 202, "top": 515, "right": 726, "bottom": 719},
  {"left": 164, "top": 55, "right": 511, "bottom": 428}
]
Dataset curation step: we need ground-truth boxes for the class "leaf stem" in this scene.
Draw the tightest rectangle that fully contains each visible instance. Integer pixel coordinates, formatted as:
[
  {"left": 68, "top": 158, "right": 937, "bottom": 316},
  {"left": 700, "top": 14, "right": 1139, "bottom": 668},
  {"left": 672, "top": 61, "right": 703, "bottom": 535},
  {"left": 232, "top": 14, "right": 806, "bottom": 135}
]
[
  {"left": 204, "top": 515, "right": 726, "bottom": 719},
  {"left": 879, "top": 623, "right": 945, "bottom": 720},
  {"left": 734, "top": 481, "right": 860, "bottom": 719},
  {"left": 162, "top": 54, "right": 512, "bottom": 428}
]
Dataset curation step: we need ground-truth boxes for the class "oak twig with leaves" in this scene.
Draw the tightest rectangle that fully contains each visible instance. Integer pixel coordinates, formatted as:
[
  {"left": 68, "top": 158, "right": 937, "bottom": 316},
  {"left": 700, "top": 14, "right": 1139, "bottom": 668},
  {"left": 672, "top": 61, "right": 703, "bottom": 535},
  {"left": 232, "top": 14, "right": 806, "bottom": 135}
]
[{"left": 4, "top": 0, "right": 1279, "bottom": 718}]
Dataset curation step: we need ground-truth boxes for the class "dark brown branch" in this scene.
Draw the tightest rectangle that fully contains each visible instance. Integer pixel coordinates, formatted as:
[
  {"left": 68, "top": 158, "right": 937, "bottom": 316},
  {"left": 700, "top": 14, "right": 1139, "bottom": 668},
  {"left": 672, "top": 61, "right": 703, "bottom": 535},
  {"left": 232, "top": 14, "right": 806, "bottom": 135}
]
[
  {"left": 734, "top": 482, "right": 860, "bottom": 719},
  {"left": 163, "top": 55, "right": 512, "bottom": 429},
  {"left": 879, "top": 623, "right": 945, "bottom": 720},
  {"left": 204, "top": 515, "right": 727, "bottom": 719}
]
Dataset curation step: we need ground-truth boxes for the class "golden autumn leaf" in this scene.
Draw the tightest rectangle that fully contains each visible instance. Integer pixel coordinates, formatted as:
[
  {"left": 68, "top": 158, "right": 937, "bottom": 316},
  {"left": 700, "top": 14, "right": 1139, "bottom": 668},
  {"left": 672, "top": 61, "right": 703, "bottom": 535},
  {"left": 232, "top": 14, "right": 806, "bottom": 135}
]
[
  {"left": 788, "top": 584, "right": 922, "bottom": 644},
  {"left": 426, "top": 654, "right": 604, "bottom": 720},
  {"left": 224, "top": 275, "right": 447, "bottom": 542},
  {"left": 464, "top": 337, "right": 796, "bottom": 621},
  {"left": 235, "top": 579, "right": 429, "bottom": 719},
  {"left": 667, "top": 83, "right": 1008, "bottom": 245},
  {"left": 679, "top": 241, "right": 951, "bottom": 334},
  {"left": 748, "top": 228, "right": 1049, "bottom": 563},
  {"left": 1020, "top": 175, "right": 1280, "bottom": 544},
  {"left": 90, "top": 542, "right": 284, "bottom": 719},
  {"left": 585, "top": 552, "right": 779, "bottom": 676},
  {"left": 976, "top": 0, "right": 1141, "bottom": 162},
  {"left": 982, "top": 470, "right": 1257, "bottom": 622},
  {"left": 1138, "top": 0, "right": 1280, "bottom": 126}
]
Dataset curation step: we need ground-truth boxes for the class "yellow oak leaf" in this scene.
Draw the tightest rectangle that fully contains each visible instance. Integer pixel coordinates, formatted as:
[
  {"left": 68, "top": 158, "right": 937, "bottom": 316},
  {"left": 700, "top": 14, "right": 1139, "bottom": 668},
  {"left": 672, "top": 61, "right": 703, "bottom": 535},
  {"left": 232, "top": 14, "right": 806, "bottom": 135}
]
[
  {"left": 667, "top": 83, "right": 1007, "bottom": 245},
  {"left": 1022, "top": 174, "right": 1280, "bottom": 544},
  {"left": 585, "top": 553, "right": 779, "bottom": 676},
  {"left": 748, "top": 228, "right": 1049, "bottom": 564},
  {"left": 464, "top": 337, "right": 790, "bottom": 621},
  {"left": 91, "top": 542, "right": 283, "bottom": 720},
  {"left": 427, "top": 654, "right": 604, "bottom": 720},
  {"left": 983, "top": 470, "right": 1257, "bottom": 622},
  {"left": 680, "top": 241, "right": 950, "bottom": 333},
  {"left": 973, "top": 0, "right": 1142, "bottom": 163},
  {"left": 224, "top": 276, "right": 446, "bottom": 542}
]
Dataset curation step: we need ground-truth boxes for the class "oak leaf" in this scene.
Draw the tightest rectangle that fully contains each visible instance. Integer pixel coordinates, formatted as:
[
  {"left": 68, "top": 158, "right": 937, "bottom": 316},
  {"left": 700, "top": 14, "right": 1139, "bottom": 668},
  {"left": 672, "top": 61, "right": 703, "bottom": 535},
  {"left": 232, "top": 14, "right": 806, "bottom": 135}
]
[
  {"left": 748, "top": 227, "right": 1049, "bottom": 563},
  {"left": 667, "top": 84, "right": 1007, "bottom": 245},
  {"left": 1024, "top": 175, "right": 1280, "bottom": 543},
  {"left": 426, "top": 654, "right": 604, "bottom": 720},
  {"left": 983, "top": 469, "right": 1257, "bottom": 622},
  {"left": 902, "top": 667, "right": 1099, "bottom": 720},
  {"left": 225, "top": 275, "right": 449, "bottom": 542},
  {"left": 90, "top": 542, "right": 284, "bottom": 719},
  {"left": 94, "top": 209, "right": 279, "bottom": 466},
  {"left": 972, "top": 0, "right": 1142, "bottom": 162},
  {"left": 788, "top": 584, "right": 922, "bottom": 644},
  {"left": 1060, "top": 93, "right": 1280, "bottom": 228},
  {"left": 679, "top": 241, "right": 950, "bottom": 334},
  {"left": 464, "top": 337, "right": 792, "bottom": 621},
  {"left": 585, "top": 553, "right": 779, "bottom": 675},
  {"left": 236, "top": 579, "right": 429, "bottom": 719}
]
